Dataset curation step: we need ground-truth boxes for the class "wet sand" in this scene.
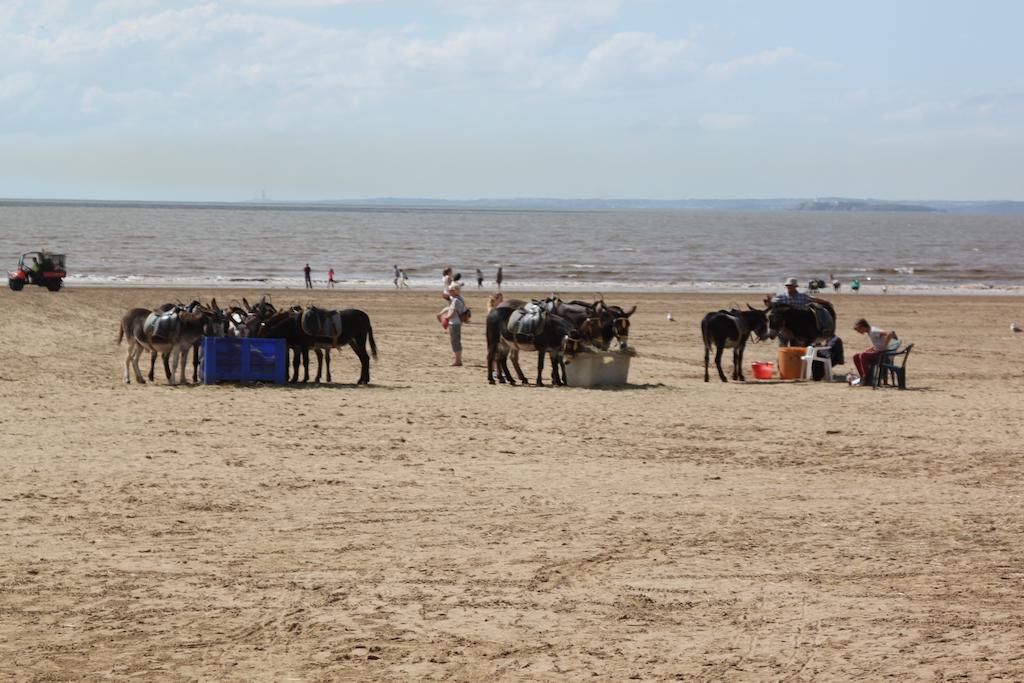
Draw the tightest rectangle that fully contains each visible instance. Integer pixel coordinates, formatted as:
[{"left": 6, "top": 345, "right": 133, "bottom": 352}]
[{"left": 2, "top": 286, "right": 1024, "bottom": 680}]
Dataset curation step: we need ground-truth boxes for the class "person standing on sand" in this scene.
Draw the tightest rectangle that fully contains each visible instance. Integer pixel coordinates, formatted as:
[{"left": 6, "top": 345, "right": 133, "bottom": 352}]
[
  {"left": 393, "top": 264, "right": 400, "bottom": 288},
  {"left": 437, "top": 280, "right": 466, "bottom": 366},
  {"left": 441, "top": 266, "right": 453, "bottom": 301},
  {"left": 327, "top": 268, "right": 335, "bottom": 288},
  {"left": 496, "top": 265, "right": 503, "bottom": 292},
  {"left": 476, "top": 268, "right": 484, "bottom": 288},
  {"left": 304, "top": 263, "right": 312, "bottom": 289}
]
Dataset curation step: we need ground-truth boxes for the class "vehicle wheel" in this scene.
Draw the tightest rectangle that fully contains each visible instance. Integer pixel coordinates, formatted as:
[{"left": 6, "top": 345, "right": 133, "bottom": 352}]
[
  {"left": 8, "top": 278, "right": 24, "bottom": 291},
  {"left": 46, "top": 279, "right": 62, "bottom": 292}
]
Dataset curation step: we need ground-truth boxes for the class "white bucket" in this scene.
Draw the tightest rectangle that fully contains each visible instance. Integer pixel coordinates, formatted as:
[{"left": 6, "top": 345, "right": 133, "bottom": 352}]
[{"left": 565, "top": 351, "right": 632, "bottom": 388}]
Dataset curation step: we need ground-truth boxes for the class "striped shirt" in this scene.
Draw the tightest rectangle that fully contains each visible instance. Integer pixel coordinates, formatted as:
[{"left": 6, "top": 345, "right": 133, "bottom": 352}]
[{"left": 771, "top": 291, "right": 811, "bottom": 307}]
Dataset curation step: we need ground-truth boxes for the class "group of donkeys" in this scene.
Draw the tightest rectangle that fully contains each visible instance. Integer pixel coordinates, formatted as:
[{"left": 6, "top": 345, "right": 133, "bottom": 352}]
[
  {"left": 118, "top": 296, "right": 377, "bottom": 386},
  {"left": 701, "top": 300, "right": 838, "bottom": 382},
  {"left": 486, "top": 296, "right": 635, "bottom": 386}
]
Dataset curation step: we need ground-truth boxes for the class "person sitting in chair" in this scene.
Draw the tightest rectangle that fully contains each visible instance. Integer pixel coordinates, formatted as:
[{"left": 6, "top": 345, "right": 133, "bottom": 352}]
[{"left": 850, "top": 318, "right": 898, "bottom": 385}]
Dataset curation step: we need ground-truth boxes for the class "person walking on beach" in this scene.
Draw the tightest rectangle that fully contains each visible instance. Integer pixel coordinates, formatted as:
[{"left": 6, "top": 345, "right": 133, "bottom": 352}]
[
  {"left": 850, "top": 318, "right": 898, "bottom": 385},
  {"left": 851, "top": 279, "right": 861, "bottom": 293},
  {"left": 327, "top": 268, "right": 336, "bottom": 288},
  {"left": 437, "top": 280, "right": 466, "bottom": 366},
  {"left": 495, "top": 265, "right": 503, "bottom": 292},
  {"left": 399, "top": 269, "right": 410, "bottom": 289},
  {"left": 476, "top": 268, "right": 484, "bottom": 288},
  {"left": 393, "top": 264, "right": 400, "bottom": 288},
  {"left": 304, "top": 263, "right": 312, "bottom": 289}
]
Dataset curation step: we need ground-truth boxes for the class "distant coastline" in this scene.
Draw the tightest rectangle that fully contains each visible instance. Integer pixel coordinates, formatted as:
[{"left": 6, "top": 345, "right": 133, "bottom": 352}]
[{"left": 3, "top": 196, "right": 1023, "bottom": 214}]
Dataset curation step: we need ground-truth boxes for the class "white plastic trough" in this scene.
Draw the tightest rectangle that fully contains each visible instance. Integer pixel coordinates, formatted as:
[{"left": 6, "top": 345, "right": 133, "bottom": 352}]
[{"left": 564, "top": 350, "right": 632, "bottom": 388}]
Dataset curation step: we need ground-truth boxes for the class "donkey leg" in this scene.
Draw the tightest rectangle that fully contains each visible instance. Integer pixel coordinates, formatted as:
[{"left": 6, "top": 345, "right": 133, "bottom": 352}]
[
  {"left": 350, "top": 341, "right": 369, "bottom": 384},
  {"left": 736, "top": 346, "right": 746, "bottom": 381},
  {"left": 715, "top": 346, "right": 728, "bottom": 382},
  {"left": 535, "top": 351, "right": 545, "bottom": 387},
  {"left": 192, "top": 343, "right": 200, "bottom": 384},
  {"left": 511, "top": 350, "right": 528, "bottom": 385},
  {"left": 704, "top": 344, "right": 711, "bottom": 382},
  {"left": 301, "top": 348, "right": 310, "bottom": 383},
  {"left": 289, "top": 347, "right": 300, "bottom": 383},
  {"left": 313, "top": 348, "right": 324, "bottom": 383},
  {"left": 162, "top": 352, "right": 175, "bottom": 385}
]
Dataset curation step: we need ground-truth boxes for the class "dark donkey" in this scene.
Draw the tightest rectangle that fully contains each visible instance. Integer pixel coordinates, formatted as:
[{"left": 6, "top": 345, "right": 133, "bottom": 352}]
[
  {"left": 702, "top": 306, "right": 769, "bottom": 382},
  {"left": 244, "top": 308, "right": 314, "bottom": 383},
  {"left": 487, "top": 302, "right": 584, "bottom": 386},
  {"left": 299, "top": 306, "right": 378, "bottom": 385},
  {"left": 767, "top": 301, "right": 837, "bottom": 347}
]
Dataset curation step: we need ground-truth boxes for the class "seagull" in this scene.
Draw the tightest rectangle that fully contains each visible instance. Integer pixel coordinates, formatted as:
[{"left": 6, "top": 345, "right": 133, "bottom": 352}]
[
  {"left": 1011, "top": 323, "right": 1022, "bottom": 333},
  {"left": 666, "top": 313, "right": 675, "bottom": 322}
]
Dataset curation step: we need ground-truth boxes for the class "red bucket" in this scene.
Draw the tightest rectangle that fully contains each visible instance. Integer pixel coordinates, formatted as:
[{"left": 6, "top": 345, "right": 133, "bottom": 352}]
[{"left": 751, "top": 361, "right": 774, "bottom": 380}]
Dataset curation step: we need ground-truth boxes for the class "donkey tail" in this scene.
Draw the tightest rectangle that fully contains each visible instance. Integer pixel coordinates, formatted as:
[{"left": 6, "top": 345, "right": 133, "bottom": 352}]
[
  {"left": 117, "top": 322, "right": 124, "bottom": 346},
  {"left": 367, "top": 319, "right": 378, "bottom": 360}
]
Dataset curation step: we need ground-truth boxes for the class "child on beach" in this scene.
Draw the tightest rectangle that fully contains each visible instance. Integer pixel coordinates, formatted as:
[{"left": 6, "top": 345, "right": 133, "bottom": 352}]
[
  {"left": 441, "top": 267, "right": 453, "bottom": 300},
  {"left": 327, "top": 268, "right": 335, "bottom": 288}
]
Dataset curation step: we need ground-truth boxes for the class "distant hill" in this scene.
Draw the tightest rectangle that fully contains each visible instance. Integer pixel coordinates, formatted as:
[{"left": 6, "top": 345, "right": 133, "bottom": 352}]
[
  {"left": 5, "top": 196, "right": 1024, "bottom": 214},
  {"left": 794, "top": 198, "right": 939, "bottom": 212}
]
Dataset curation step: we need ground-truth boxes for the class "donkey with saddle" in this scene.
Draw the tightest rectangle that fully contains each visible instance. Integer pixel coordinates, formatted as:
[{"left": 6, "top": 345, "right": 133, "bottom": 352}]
[
  {"left": 486, "top": 297, "right": 585, "bottom": 386},
  {"left": 119, "top": 302, "right": 222, "bottom": 385}
]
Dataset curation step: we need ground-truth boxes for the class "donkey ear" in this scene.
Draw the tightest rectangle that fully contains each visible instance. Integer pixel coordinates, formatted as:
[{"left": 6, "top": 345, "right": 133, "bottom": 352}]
[
  {"left": 626, "top": 305, "right": 637, "bottom": 317},
  {"left": 242, "top": 297, "right": 251, "bottom": 309},
  {"left": 209, "top": 298, "right": 218, "bottom": 310}
]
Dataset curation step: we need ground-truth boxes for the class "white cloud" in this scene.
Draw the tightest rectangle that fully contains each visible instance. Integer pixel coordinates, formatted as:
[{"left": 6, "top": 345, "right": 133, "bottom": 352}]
[
  {"left": 883, "top": 102, "right": 939, "bottom": 122},
  {"left": 79, "top": 86, "right": 165, "bottom": 115},
  {"left": 708, "top": 46, "right": 799, "bottom": 79},
  {"left": 0, "top": 72, "right": 37, "bottom": 101},
  {"left": 697, "top": 113, "right": 753, "bottom": 131},
  {"left": 95, "top": 0, "right": 159, "bottom": 12},
  {"left": 226, "top": 0, "right": 376, "bottom": 6},
  {"left": 572, "top": 32, "right": 694, "bottom": 90}
]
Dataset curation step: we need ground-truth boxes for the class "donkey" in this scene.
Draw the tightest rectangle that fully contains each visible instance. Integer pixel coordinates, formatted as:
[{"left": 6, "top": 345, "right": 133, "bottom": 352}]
[
  {"left": 767, "top": 301, "right": 837, "bottom": 347},
  {"left": 299, "top": 306, "right": 378, "bottom": 385},
  {"left": 485, "top": 298, "right": 527, "bottom": 384},
  {"left": 243, "top": 308, "right": 314, "bottom": 383},
  {"left": 147, "top": 299, "right": 228, "bottom": 383},
  {"left": 119, "top": 307, "right": 210, "bottom": 384},
  {"left": 702, "top": 306, "right": 770, "bottom": 382},
  {"left": 487, "top": 302, "right": 584, "bottom": 386}
]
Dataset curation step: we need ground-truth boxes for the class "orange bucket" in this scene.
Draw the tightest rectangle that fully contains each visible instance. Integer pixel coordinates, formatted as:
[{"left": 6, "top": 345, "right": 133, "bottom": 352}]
[
  {"left": 751, "top": 362, "right": 774, "bottom": 380},
  {"left": 777, "top": 347, "right": 807, "bottom": 379}
]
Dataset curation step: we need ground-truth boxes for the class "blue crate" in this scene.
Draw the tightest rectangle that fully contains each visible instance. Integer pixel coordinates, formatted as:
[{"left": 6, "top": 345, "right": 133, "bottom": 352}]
[{"left": 202, "top": 337, "right": 288, "bottom": 385}]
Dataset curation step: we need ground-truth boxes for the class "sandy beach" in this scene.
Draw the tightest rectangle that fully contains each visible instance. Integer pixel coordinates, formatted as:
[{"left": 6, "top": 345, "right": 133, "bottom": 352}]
[{"left": 2, "top": 285, "right": 1024, "bottom": 681}]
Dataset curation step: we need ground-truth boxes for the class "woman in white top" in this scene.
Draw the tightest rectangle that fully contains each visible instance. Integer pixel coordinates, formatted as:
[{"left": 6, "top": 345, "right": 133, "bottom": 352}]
[{"left": 436, "top": 281, "right": 466, "bottom": 366}]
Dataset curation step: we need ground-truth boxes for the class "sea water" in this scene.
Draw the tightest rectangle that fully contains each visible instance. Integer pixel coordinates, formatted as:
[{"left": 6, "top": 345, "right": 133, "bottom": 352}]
[{"left": 1, "top": 200, "right": 1022, "bottom": 294}]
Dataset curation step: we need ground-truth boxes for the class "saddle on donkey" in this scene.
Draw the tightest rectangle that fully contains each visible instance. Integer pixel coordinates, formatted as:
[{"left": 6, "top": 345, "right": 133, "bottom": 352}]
[
  {"left": 507, "top": 298, "right": 558, "bottom": 337},
  {"left": 301, "top": 306, "right": 344, "bottom": 340},
  {"left": 143, "top": 310, "right": 182, "bottom": 341}
]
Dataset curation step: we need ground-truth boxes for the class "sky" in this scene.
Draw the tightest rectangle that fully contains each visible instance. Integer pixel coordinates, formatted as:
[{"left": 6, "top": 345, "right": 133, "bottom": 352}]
[{"left": 1, "top": 0, "right": 1023, "bottom": 202}]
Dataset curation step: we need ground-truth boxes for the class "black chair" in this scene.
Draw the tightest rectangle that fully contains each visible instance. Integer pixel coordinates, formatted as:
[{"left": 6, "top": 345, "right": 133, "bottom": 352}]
[{"left": 871, "top": 343, "right": 914, "bottom": 389}]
